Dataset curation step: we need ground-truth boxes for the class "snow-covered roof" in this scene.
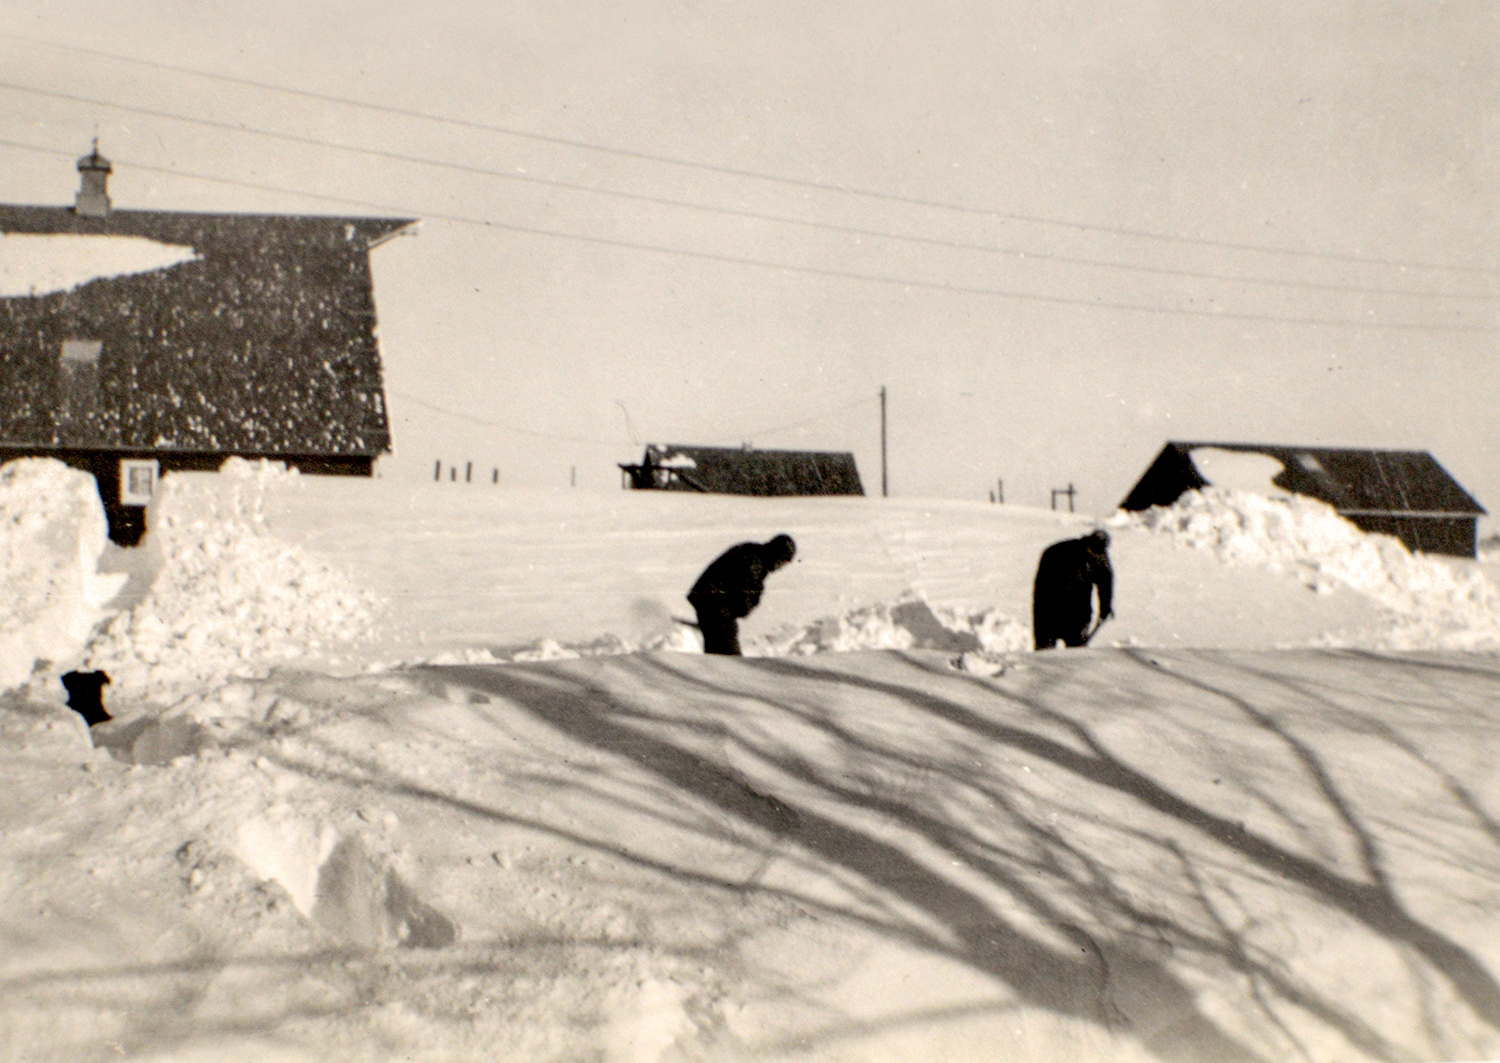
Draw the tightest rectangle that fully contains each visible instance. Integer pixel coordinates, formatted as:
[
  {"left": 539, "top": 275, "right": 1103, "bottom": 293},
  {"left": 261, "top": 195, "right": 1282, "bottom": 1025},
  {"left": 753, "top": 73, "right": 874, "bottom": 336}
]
[{"left": 0, "top": 202, "right": 415, "bottom": 458}]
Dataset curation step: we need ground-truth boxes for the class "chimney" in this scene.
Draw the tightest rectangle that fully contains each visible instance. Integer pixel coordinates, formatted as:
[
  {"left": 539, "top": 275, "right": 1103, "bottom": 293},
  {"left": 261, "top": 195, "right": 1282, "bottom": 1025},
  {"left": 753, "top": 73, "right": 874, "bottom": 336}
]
[{"left": 75, "top": 140, "right": 112, "bottom": 218}]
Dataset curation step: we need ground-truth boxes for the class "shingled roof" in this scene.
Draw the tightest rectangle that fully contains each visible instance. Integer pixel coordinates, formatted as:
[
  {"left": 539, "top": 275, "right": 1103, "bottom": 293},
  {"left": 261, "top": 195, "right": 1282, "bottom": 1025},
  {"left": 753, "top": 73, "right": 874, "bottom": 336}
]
[
  {"left": 621, "top": 444, "right": 865, "bottom": 496},
  {"left": 0, "top": 202, "right": 413, "bottom": 458},
  {"left": 1120, "top": 442, "right": 1485, "bottom": 516}
]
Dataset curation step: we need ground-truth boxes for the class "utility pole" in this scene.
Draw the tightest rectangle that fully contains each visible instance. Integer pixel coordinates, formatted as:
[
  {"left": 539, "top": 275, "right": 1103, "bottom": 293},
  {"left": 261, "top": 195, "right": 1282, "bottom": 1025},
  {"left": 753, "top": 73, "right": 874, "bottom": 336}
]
[{"left": 880, "top": 385, "right": 888, "bottom": 498}]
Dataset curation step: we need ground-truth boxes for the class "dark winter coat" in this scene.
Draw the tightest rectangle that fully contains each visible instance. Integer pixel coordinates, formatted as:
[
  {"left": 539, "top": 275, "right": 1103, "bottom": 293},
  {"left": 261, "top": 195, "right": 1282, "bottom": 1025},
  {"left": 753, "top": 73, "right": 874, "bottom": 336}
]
[
  {"left": 688, "top": 541, "right": 784, "bottom": 620},
  {"left": 1032, "top": 532, "right": 1114, "bottom": 649}
]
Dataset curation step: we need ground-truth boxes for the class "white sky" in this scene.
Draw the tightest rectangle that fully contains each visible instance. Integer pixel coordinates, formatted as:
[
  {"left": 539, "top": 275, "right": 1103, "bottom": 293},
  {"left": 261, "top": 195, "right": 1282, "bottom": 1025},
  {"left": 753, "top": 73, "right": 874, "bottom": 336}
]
[{"left": 0, "top": 1, "right": 1495, "bottom": 521}]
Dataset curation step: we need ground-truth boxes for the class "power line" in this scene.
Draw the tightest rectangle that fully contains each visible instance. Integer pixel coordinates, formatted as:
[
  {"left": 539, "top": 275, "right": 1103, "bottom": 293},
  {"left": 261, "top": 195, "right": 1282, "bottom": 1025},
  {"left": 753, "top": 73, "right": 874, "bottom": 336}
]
[
  {"left": 2, "top": 79, "right": 1489, "bottom": 302},
  {"left": 5, "top": 30, "right": 1496, "bottom": 277},
  {"left": 746, "top": 396, "right": 877, "bottom": 441},
  {"left": 390, "top": 390, "right": 620, "bottom": 444},
  {"left": 1, "top": 136, "right": 1492, "bottom": 333}
]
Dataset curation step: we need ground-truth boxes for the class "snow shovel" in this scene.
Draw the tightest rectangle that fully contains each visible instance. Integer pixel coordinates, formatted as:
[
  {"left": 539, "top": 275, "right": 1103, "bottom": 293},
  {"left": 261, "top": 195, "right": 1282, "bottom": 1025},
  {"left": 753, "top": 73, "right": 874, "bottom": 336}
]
[{"left": 1081, "top": 612, "right": 1111, "bottom": 646}]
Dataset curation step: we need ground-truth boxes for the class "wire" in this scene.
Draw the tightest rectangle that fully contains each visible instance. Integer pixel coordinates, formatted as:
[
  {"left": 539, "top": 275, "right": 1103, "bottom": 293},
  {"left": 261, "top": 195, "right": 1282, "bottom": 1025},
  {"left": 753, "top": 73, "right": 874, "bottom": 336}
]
[
  {"left": 1, "top": 136, "right": 1492, "bottom": 333},
  {"left": 5, "top": 30, "right": 1496, "bottom": 277},
  {"left": 3, "top": 80, "right": 1490, "bottom": 303},
  {"left": 1, "top": 80, "right": 1491, "bottom": 302},
  {"left": 391, "top": 390, "right": 620, "bottom": 444},
  {"left": 747, "top": 396, "right": 878, "bottom": 441}
]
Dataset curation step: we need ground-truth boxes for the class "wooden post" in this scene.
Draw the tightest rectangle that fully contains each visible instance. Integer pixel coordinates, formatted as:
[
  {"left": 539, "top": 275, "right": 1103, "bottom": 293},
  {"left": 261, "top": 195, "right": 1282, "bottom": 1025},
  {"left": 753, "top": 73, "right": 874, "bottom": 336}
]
[
  {"left": 880, "top": 385, "right": 888, "bottom": 498},
  {"left": 434, "top": 460, "right": 441, "bottom": 482},
  {"left": 492, "top": 468, "right": 499, "bottom": 484},
  {"left": 997, "top": 478, "right": 1004, "bottom": 504},
  {"left": 465, "top": 461, "right": 472, "bottom": 483}
]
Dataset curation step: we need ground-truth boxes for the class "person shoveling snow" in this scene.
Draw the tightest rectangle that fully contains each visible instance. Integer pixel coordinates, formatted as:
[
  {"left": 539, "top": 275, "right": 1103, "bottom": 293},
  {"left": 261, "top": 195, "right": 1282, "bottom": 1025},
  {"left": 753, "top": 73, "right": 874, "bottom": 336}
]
[
  {"left": 685, "top": 534, "right": 797, "bottom": 655},
  {"left": 1032, "top": 528, "right": 1114, "bottom": 650}
]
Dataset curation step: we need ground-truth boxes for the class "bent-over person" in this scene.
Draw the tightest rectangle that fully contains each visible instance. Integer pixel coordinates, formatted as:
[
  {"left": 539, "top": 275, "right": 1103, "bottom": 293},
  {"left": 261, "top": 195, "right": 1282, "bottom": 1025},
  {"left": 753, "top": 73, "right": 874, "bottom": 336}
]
[
  {"left": 688, "top": 534, "right": 797, "bottom": 655},
  {"left": 1032, "top": 529, "right": 1113, "bottom": 650}
]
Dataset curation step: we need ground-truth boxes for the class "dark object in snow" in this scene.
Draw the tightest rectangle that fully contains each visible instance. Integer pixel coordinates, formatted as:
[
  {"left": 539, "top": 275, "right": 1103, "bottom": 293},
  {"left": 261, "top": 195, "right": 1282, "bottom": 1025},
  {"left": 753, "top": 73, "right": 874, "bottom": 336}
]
[
  {"left": 0, "top": 148, "right": 415, "bottom": 545},
  {"left": 60, "top": 670, "right": 111, "bottom": 726},
  {"left": 1033, "top": 530, "right": 1113, "bottom": 650},
  {"left": 620, "top": 444, "right": 863, "bottom": 496},
  {"left": 688, "top": 535, "right": 797, "bottom": 655},
  {"left": 1120, "top": 442, "right": 1487, "bottom": 558}
]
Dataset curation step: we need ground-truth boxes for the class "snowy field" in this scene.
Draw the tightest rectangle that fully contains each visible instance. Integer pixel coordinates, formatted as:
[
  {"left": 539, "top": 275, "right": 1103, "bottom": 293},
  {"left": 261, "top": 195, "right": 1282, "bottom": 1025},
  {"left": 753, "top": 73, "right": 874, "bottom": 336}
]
[{"left": 4, "top": 458, "right": 1500, "bottom": 1062}]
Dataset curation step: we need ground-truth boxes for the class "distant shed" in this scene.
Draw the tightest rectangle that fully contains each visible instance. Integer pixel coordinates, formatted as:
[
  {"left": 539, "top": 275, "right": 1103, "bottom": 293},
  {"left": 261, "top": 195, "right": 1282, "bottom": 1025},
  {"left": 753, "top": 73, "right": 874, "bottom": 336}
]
[
  {"left": 1120, "top": 441, "right": 1486, "bottom": 558},
  {"left": 0, "top": 146, "right": 413, "bottom": 544},
  {"left": 619, "top": 444, "right": 864, "bottom": 497}
]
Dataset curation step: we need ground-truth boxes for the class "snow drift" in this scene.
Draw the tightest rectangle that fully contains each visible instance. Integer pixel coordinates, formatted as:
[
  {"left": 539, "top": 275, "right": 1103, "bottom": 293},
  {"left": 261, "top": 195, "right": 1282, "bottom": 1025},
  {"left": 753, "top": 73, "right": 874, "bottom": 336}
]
[
  {"left": 0, "top": 458, "right": 125, "bottom": 690},
  {"left": 1114, "top": 486, "right": 1500, "bottom": 650},
  {"left": 85, "top": 459, "right": 381, "bottom": 705}
]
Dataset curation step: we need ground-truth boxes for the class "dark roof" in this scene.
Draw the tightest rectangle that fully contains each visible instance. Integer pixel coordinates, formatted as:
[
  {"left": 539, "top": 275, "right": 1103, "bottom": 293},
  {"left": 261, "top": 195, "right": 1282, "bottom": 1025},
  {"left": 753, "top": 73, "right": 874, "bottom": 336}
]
[
  {"left": 0, "top": 203, "right": 414, "bottom": 457},
  {"left": 1120, "top": 442, "right": 1485, "bottom": 516},
  {"left": 623, "top": 444, "right": 864, "bottom": 496}
]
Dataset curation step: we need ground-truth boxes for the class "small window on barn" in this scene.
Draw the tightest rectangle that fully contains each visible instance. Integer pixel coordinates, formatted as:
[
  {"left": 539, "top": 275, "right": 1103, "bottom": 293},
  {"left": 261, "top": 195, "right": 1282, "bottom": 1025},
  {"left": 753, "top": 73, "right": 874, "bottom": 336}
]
[
  {"left": 1297, "top": 453, "right": 1324, "bottom": 473},
  {"left": 119, "top": 459, "right": 158, "bottom": 506},
  {"left": 61, "top": 339, "right": 102, "bottom": 365}
]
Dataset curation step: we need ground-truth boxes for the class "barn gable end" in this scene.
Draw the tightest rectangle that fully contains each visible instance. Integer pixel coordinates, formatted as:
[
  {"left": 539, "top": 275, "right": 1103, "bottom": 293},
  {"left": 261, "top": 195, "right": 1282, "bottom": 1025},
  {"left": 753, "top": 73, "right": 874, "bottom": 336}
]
[{"left": 0, "top": 149, "right": 414, "bottom": 543}]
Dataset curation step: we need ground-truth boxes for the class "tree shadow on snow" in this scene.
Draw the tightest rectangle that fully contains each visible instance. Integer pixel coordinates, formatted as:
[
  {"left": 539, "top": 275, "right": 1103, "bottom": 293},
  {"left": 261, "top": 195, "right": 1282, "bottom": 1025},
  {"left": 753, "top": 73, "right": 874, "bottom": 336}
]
[{"left": 242, "top": 649, "right": 1500, "bottom": 1063}]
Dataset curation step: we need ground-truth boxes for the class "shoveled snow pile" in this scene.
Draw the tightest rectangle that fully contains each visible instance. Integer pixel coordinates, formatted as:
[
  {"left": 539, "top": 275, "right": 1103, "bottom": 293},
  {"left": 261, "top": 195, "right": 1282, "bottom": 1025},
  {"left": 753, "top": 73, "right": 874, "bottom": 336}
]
[
  {"left": 1115, "top": 487, "right": 1500, "bottom": 650},
  {"left": 85, "top": 459, "right": 381, "bottom": 703},
  {"left": 446, "top": 593, "right": 1032, "bottom": 665},
  {"left": 0, "top": 458, "right": 126, "bottom": 691},
  {"left": 756, "top": 594, "right": 1031, "bottom": 657}
]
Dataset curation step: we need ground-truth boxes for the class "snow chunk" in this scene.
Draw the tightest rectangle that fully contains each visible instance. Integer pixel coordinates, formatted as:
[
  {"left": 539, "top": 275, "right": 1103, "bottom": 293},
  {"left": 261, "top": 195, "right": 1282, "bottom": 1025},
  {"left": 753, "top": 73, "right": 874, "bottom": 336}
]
[
  {"left": 86, "top": 459, "right": 382, "bottom": 702},
  {"left": 0, "top": 459, "right": 125, "bottom": 690},
  {"left": 0, "top": 233, "right": 199, "bottom": 297}
]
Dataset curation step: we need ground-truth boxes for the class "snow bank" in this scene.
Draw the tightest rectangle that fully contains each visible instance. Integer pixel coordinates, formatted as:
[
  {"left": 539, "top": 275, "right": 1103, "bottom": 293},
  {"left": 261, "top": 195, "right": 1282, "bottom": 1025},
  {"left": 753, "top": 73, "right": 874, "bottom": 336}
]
[
  {"left": 86, "top": 460, "right": 382, "bottom": 703},
  {"left": 1115, "top": 487, "right": 1500, "bottom": 650},
  {"left": 0, "top": 458, "right": 125, "bottom": 691}
]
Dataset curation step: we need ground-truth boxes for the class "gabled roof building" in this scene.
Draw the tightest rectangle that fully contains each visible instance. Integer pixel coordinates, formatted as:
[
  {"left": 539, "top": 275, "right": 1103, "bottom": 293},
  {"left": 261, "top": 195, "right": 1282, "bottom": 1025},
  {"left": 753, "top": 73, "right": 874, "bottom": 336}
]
[
  {"left": 1120, "top": 441, "right": 1487, "bottom": 557},
  {"left": 0, "top": 146, "right": 414, "bottom": 543},
  {"left": 620, "top": 444, "right": 864, "bottom": 497}
]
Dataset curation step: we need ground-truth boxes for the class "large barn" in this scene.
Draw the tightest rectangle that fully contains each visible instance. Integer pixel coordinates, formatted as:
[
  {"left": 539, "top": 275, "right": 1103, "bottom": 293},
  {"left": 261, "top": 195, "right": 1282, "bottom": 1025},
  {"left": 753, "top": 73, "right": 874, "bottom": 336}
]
[
  {"left": 619, "top": 444, "right": 865, "bottom": 497},
  {"left": 0, "top": 146, "right": 414, "bottom": 544},
  {"left": 1120, "top": 441, "right": 1487, "bottom": 558}
]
